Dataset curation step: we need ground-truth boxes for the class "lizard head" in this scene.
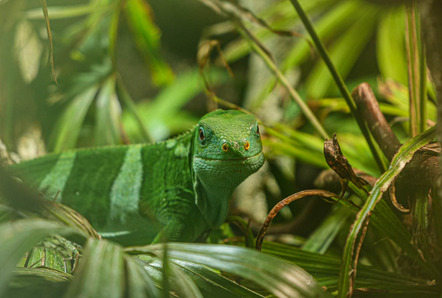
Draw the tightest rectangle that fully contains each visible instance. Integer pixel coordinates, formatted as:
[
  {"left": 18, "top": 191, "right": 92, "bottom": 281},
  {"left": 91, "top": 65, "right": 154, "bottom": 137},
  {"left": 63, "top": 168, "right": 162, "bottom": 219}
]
[
  {"left": 192, "top": 109, "right": 264, "bottom": 227},
  {"left": 193, "top": 109, "right": 264, "bottom": 179}
]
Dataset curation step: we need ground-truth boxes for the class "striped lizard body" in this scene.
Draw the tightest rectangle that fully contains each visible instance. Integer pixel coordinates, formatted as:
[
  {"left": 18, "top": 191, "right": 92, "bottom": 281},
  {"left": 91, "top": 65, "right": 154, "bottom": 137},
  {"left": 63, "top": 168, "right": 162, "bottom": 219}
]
[{"left": 11, "top": 110, "right": 264, "bottom": 245}]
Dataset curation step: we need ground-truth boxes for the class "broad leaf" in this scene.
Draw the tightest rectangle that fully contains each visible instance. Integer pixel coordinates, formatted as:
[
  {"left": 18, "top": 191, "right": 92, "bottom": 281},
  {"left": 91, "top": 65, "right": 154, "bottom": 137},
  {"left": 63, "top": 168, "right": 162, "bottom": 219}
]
[
  {"left": 129, "top": 243, "right": 326, "bottom": 297},
  {"left": 64, "top": 239, "right": 125, "bottom": 298},
  {"left": 0, "top": 219, "right": 79, "bottom": 297}
]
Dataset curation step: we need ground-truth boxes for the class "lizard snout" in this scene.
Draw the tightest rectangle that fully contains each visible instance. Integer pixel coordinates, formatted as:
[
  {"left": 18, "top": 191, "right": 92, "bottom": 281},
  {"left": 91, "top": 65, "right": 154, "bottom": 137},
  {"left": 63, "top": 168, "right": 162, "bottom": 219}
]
[{"left": 220, "top": 139, "right": 250, "bottom": 156}]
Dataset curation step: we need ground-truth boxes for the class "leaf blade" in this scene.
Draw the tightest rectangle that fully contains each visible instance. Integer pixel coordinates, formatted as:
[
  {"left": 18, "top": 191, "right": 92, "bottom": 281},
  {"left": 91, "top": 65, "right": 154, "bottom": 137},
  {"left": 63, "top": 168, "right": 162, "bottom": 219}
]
[
  {"left": 0, "top": 219, "right": 79, "bottom": 297},
  {"left": 338, "top": 126, "right": 437, "bottom": 297},
  {"left": 64, "top": 239, "right": 125, "bottom": 298},
  {"left": 129, "top": 243, "right": 326, "bottom": 297}
]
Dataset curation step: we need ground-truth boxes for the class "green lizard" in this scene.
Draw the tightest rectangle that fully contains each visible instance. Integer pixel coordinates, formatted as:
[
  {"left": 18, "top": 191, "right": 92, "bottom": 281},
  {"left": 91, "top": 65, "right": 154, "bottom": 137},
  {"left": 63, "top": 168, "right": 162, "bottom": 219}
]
[{"left": 11, "top": 110, "right": 264, "bottom": 245}]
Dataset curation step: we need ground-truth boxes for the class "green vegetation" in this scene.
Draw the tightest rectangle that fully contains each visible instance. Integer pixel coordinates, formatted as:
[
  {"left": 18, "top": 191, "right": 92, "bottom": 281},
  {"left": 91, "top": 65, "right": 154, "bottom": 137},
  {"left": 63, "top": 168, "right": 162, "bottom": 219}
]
[{"left": 0, "top": 0, "right": 441, "bottom": 297}]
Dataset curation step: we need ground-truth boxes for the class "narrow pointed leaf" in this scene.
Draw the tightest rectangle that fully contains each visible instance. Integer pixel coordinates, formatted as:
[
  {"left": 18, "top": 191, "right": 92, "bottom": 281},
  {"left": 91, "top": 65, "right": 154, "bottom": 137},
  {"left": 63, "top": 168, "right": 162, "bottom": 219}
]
[
  {"left": 0, "top": 219, "right": 78, "bottom": 297},
  {"left": 261, "top": 242, "right": 438, "bottom": 295},
  {"left": 303, "top": 205, "right": 353, "bottom": 254},
  {"left": 137, "top": 256, "right": 203, "bottom": 297},
  {"left": 129, "top": 243, "right": 326, "bottom": 297},
  {"left": 95, "top": 76, "right": 122, "bottom": 146},
  {"left": 65, "top": 239, "right": 125, "bottom": 298},
  {"left": 172, "top": 259, "right": 264, "bottom": 298},
  {"left": 377, "top": 8, "right": 407, "bottom": 85},
  {"left": 125, "top": 256, "right": 160, "bottom": 298},
  {"left": 168, "top": 261, "right": 203, "bottom": 298},
  {"left": 52, "top": 85, "right": 98, "bottom": 152},
  {"left": 338, "top": 126, "right": 437, "bottom": 297},
  {"left": 305, "top": 5, "right": 379, "bottom": 99},
  {"left": 124, "top": 0, "right": 174, "bottom": 86}
]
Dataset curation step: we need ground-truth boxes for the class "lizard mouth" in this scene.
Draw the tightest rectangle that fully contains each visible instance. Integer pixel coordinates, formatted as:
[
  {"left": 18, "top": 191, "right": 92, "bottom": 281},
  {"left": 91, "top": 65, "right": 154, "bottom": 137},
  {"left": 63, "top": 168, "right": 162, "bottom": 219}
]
[
  {"left": 193, "top": 151, "right": 264, "bottom": 179},
  {"left": 194, "top": 151, "right": 263, "bottom": 161}
]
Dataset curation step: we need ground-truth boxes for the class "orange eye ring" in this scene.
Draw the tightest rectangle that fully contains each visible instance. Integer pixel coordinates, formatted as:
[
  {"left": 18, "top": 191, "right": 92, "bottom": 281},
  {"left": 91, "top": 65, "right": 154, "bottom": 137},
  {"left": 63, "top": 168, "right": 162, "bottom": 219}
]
[
  {"left": 244, "top": 141, "right": 250, "bottom": 151},
  {"left": 222, "top": 143, "right": 229, "bottom": 152}
]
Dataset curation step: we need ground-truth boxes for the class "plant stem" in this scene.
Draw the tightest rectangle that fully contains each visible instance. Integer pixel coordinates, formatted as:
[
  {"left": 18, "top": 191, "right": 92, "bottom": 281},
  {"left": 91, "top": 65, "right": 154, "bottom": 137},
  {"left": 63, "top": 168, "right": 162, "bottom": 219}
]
[
  {"left": 233, "top": 21, "right": 329, "bottom": 140},
  {"left": 405, "top": 1, "right": 427, "bottom": 136},
  {"left": 289, "top": 0, "right": 386, "bottom": 172},
  {"left": 116, "top": 76, "right": 153, "bottom": 143}
]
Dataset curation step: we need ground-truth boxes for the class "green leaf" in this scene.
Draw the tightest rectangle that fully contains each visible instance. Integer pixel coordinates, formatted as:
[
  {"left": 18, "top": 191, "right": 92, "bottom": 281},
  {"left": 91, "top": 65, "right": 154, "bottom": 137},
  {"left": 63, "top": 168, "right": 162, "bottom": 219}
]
[
  {"left": 129, "top": 243, "right": 326, "bottom": 297},
  {"left": 222, "top": 0, "right": 335, "bottom": 64},
  {"left": 5, "top": 268, "right": 70, "bottom": 298},
  {"left": 122, "top": 69, "right": 225, "bottom": 142},
  {"left": 26, "top": 4, "right": 98, "bottom": 20},
  {"left": 124, "top": 0, "right": 174, "bottom": 86},
  {"left": 51, "top": 84, "right": 98, "bottom": 152},
  {"left": 148, "top": 69, "right": 219, "bottom": 120},
  {"left": 167, "top": 261, "right": 203, "bottom": 298},
  {"left": 377, "top": 8, "right": 408, "bottom": 85},
  {"left": 124, "top": 256, "right": 160, "bottom": 298},
  {"left": 265, "top": 125, "right": 326, "bottom": 168},
  {"left": 0, "top": 219, "right": 79, "bottom": 297},
  {"left": 137, "top": 256, "right": 204, "bottom": 297},
  {"left": 95, "top": 75, "right": 122, "bottom": 146},
  {"left": 172, "top": 259, "right": 264, "bottom": 298},
  {"left": 305, "top": 4, "right": 379, "bottom": 99},
  {"left": 116, "top": 79, "right": 153, "bottom": 143},
  {"left": 109, "top": 0, "right": 123, "bottom": 66},
  {"left": 405, "top": 3, "right": 426, "bottom": 135},
  {"left": 324, "top": 187, "right": 429, "bottom": 276},
  {"left": 302, "top": 205, "right": 353, "bottom": 254},
  {"left": 261, "top": 242, "right": 438, "bottom": 295},
  {"left": 283, "top": 1, "right": 363, "bottom": 72},
  {"left": 338, "top": 126, "right": 437, "bottom": 297},
  {"left": 64, "top": 239, "right": 125, "bottom": 298}
]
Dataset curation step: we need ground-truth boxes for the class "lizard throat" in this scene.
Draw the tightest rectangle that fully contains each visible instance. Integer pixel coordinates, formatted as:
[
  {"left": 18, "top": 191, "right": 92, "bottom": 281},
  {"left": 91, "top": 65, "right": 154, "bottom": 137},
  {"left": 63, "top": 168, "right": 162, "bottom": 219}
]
[{"left": 192, "top": 152, "right": 264, "bottom": 183}]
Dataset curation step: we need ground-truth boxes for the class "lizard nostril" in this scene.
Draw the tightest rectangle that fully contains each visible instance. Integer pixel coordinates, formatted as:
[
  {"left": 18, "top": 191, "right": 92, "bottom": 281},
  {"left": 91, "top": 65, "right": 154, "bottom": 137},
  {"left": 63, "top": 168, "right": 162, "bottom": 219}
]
[
  {"left": 222, "top": 143, "right": 229, "bottom": 152},
  {"left": 244, "top": 141, "right": 250, "bottom": 151}
]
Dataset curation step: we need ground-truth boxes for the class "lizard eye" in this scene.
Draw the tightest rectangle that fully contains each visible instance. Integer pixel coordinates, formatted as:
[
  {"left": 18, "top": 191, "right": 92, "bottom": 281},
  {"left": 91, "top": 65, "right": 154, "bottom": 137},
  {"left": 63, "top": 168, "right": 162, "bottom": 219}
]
[
  {"left": 198, "top": 127, "right": 205, "bottom": 142},
  {"left": 254, "top": 123, "right": 260, "bottom": 137}
]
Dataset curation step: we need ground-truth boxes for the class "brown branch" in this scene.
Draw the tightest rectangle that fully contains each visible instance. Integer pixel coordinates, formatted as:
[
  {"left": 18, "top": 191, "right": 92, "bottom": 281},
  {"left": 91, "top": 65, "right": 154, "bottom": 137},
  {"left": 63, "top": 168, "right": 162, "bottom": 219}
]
[
  {"left": 352, "top": 83, "right": 440, "bottom": 217},
  {"left": 352, "top": 83, "right": 401, "bottom": 161},
  {"left": 255, "top": 189, "right": 338, "bottom": 251}
]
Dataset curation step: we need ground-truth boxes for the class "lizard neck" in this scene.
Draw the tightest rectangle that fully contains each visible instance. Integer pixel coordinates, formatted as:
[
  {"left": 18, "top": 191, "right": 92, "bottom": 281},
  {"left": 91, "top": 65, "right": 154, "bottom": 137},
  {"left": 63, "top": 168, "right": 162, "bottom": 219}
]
[
  {"left": 192, "top": 152, "right": 265, "bottom": 228},
  {"left": 193, "top": 175, "right": 236, "bottom": 228}
]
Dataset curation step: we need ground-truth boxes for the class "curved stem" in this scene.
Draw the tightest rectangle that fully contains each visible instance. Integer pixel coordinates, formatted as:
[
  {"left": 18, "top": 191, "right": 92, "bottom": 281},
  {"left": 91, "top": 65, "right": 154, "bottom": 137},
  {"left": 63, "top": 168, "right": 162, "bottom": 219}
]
[{"left": 255, "top": 189, "right": 337, "bottom": 251}]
